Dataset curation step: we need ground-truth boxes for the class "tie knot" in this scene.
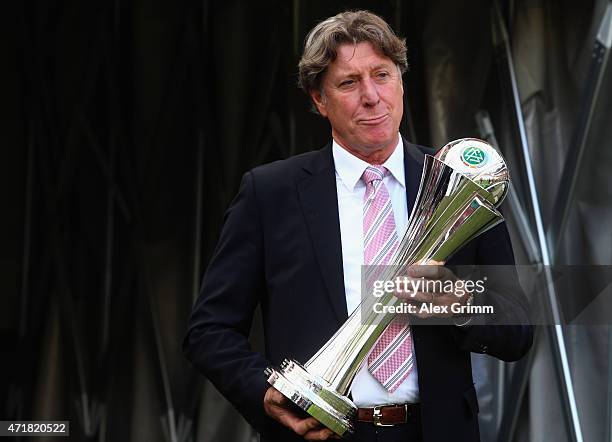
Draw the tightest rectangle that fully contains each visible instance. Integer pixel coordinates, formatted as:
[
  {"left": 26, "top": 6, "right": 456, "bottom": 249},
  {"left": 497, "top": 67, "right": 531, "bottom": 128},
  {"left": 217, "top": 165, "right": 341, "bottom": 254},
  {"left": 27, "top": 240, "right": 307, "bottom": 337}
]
[{"left": 362, "top": 165, "right": 387, "bottom": 185}]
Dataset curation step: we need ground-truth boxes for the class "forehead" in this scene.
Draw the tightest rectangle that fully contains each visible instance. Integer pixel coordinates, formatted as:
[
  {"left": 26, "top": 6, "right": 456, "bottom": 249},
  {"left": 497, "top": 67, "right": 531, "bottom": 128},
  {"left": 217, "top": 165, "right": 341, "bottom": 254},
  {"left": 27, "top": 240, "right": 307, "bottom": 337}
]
[{"left": 329, "top": 41, "right": 394, "bottom": 74}]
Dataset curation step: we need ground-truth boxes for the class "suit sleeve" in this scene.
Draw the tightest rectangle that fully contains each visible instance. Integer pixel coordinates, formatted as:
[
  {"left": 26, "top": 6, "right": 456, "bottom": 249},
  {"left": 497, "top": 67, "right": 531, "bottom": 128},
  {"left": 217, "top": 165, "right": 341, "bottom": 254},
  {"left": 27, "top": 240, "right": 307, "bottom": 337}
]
[
  {"left": 182, "top": 171, "right": 272, "bottom": 433},
  {"left": 452, "top": 222, "right": 534, "bottom": 361}
]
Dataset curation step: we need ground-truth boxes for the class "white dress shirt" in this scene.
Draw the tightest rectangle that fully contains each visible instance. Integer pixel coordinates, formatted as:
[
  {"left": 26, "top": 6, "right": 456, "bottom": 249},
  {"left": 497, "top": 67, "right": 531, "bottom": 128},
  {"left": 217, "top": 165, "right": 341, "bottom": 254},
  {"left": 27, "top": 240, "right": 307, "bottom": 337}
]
[{"left": 332, "top": 136, "right": 420, "bottom": 407}]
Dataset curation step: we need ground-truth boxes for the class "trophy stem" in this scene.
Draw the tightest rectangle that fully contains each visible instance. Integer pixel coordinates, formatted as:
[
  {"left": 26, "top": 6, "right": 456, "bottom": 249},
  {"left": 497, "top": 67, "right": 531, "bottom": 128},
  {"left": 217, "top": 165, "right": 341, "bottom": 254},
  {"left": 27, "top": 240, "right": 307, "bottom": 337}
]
[{"left": 304, "top": 297, "right": 397, "bottom": 394}]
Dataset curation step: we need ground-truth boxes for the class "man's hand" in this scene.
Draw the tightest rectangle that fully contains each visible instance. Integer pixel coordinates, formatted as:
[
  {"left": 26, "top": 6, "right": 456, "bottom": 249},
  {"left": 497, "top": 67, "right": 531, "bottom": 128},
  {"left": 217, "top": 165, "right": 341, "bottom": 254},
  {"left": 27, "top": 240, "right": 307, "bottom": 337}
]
[
  {"left": 263, "top": 387, "right": 339, "bottom": 440},
  {"left": 395, "top": 260, "right": 471, "bottom": 319}
]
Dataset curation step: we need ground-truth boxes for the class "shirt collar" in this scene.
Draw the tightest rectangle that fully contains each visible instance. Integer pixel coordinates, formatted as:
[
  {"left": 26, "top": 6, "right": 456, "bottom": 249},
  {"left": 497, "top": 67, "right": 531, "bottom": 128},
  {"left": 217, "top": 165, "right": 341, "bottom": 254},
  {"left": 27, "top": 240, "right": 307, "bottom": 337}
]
[{"left": 332, "top": 135, "right": 405, "bottom": 192}]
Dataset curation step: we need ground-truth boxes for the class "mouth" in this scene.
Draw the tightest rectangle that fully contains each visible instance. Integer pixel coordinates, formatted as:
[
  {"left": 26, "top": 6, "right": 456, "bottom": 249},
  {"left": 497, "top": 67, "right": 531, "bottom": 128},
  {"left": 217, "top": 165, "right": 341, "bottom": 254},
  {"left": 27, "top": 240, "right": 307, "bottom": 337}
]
[{"left": 359, "top": 114, "right": 388, "bottom": 126}]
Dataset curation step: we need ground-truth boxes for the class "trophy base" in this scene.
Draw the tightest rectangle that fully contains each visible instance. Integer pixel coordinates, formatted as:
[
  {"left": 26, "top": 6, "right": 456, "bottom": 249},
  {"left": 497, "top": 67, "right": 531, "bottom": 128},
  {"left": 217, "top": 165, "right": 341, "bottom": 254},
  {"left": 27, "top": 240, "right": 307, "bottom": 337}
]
[{"left": 265, "top": 359, "right": 357, "bottom": 438}]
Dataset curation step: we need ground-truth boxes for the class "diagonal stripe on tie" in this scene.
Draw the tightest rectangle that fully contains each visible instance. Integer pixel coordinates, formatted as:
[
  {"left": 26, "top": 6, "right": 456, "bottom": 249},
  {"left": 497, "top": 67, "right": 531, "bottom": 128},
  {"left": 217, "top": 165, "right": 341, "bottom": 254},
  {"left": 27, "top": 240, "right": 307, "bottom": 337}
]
[
  {"left": 364, "top": 203, "right": 393, "bottom": 246},
  {"left": 362, "top": 165, "right": 413, "bottom": 393},
  {"left": 368, "top": 324, "right": 411, "bottom": 371}
]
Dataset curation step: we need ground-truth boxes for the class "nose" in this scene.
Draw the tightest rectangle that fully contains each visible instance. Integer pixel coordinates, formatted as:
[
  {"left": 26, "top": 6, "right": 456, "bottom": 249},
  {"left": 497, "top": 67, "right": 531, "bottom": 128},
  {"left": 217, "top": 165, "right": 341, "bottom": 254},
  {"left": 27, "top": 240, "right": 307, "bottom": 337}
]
[{"left": 360, "top": 77, "right": 380, "bottom": 107}]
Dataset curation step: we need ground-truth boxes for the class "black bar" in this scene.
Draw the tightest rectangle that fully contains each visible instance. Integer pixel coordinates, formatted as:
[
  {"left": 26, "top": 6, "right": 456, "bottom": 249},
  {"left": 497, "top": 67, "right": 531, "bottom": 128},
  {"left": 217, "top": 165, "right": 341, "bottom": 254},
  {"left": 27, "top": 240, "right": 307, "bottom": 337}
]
[{"left": 0, "top": 421, "right": 70, "bottom": 437}]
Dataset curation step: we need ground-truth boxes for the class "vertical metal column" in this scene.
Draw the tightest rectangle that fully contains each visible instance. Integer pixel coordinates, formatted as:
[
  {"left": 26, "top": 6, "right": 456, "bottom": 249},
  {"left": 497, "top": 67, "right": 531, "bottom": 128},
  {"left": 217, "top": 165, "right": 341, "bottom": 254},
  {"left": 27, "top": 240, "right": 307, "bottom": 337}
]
[
  {"left": 549, "top": 3, "right": 612, "bottom": 257},
  {"left": 476, "top": 110, "right": 544, "bottom": 439},
  {"left": 492, "top": 2, "right": 584, "bottom": 441},
  {"left": 476, "top": 110, "right": 540, "bottom": 264}
]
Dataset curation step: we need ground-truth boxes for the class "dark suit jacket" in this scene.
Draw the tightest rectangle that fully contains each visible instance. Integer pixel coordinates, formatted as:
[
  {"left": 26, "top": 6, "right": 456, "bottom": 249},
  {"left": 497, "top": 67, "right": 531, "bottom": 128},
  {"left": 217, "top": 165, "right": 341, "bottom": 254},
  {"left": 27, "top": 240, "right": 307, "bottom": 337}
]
[{"left": 183, "top": 140, "right": 533, "bottom": 441}]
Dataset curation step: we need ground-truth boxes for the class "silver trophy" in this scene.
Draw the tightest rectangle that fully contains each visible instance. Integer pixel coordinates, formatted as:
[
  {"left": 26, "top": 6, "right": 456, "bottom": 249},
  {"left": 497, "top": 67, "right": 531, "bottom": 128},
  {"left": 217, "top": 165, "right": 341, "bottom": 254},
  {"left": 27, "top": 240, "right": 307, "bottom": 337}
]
[{"left": 265, "top": 138, "right": 509, "bottom": 437}]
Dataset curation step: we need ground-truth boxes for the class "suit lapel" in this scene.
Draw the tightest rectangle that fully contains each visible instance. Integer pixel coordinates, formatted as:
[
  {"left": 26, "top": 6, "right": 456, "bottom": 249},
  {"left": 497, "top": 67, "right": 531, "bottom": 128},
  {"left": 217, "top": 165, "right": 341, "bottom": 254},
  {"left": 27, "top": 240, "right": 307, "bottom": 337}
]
[
  {"left": 297, "top": 144, "right": 348, "bottom": 324},
  {"left": 403, "top": 137, "right": 428, "bottom": 215}
]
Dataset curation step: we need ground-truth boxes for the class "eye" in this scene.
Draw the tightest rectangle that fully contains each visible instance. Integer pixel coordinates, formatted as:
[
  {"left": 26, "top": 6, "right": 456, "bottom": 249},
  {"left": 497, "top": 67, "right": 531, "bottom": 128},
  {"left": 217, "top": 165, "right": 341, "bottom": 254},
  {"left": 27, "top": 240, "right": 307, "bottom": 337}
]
[
  {"left": 376, "top": 71, "right": 390, "bottom": 80},
  {"left": 339, "top": 79, "right": 355, "bottom": 88}
]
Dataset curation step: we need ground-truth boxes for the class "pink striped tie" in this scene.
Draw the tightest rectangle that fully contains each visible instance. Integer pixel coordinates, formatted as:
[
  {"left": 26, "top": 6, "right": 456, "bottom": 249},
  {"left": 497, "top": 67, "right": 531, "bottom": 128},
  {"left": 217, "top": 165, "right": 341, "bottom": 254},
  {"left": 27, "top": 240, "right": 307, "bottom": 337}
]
[{"left": 362, "top": 165, "right": 414, "bottom": 393}]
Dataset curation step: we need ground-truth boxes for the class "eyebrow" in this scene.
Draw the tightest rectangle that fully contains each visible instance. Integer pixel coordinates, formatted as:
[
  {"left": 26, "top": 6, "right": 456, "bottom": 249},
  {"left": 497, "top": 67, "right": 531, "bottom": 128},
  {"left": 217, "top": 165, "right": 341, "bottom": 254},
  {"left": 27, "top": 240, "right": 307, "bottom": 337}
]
[
  {"left": 370, "top": 63, "right": 393, "bottom": 71},
  {"left": 335, "top": 62, "right": 395, "bottom": 77}
]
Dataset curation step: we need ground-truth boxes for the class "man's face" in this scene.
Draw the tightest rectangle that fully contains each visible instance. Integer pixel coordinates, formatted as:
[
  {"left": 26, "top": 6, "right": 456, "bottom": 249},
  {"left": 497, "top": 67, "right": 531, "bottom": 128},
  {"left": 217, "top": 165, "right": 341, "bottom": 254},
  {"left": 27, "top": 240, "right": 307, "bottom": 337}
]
[{"left": 310, "top": 41, "right": 404, "bottom": 158}]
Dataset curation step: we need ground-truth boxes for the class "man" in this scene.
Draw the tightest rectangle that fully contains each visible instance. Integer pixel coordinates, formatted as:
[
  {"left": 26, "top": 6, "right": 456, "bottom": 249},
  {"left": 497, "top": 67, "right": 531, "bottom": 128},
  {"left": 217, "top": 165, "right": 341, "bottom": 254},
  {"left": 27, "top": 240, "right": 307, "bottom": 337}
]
[{"left": 183, "top": 10, "right": 532, "bottom": 442}]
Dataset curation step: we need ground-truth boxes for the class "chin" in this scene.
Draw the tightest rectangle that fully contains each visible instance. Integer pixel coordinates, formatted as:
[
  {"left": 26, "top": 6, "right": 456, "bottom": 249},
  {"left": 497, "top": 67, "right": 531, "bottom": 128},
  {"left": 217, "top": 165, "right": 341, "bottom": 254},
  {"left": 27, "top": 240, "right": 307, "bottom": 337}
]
[
  {"left": 362, "top": 127, "right": 396, "bottom": 145},
  {"left": 363, "top": 134, "right": 396, "bottom": 150}
]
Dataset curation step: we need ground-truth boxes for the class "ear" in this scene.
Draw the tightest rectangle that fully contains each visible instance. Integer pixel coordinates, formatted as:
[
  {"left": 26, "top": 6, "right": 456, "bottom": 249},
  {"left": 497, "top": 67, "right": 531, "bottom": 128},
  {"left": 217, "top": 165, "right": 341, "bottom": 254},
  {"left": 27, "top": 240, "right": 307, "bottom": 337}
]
[{"left": 309, "top": 89, "right": 328, "bottom": 117}]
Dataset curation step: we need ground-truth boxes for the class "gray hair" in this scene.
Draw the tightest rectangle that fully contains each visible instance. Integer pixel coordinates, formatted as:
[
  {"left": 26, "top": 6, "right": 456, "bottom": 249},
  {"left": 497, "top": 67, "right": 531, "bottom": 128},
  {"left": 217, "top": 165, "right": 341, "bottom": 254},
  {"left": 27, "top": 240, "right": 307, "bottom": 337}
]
[{"left": 298, "top": 10, "right": 408, "bottom": 96}]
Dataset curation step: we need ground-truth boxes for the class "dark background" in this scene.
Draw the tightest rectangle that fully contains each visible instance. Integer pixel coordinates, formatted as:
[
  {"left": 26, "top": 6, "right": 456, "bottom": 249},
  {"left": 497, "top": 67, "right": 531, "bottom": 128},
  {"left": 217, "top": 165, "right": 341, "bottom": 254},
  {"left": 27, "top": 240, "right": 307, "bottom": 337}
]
[{"left": 3, "top": 0, "right": 611, "bottom": 441}]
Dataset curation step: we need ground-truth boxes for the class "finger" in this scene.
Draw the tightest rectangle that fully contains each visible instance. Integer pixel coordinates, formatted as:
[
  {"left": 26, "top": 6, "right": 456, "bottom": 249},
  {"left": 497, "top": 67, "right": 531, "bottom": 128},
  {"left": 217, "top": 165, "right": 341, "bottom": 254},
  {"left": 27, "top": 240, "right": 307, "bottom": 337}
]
[
  {"left": 269, "top": 388, "right": 288, "bottom": 406},
  {"left": 304, "top": 427, "right": 336, "bottom": 441},
  {"left": 407, "top": 290, "right": 458, "bottom": 304},
  {"left": 408, "top": 264, "right": 443, "bottom": 279},
  {"left": 291, "top": 417, "right": 322, "bottom": 436},
  {"left": 403, "top": 290, "right": 430, "bottom": 303},
  {"left": 412, "top": 310, "right": 432, "bottom": 319},
  {"left": 395, "top": 285, "right": 417, "bottom": 299},
  {"left": 423, "top": 259, "right": 444, "bottom": 266},
  {"left": 412, "top": 309, "right": 452, "bottom": 319},
  {"left": 436, "top": 265, "right": 458, "bottom": 281},
  {"left": 408, "top": 296, "right": 456, "bottom": 319},
  {"left": 264, "top": 390, "right": 323, "bottom": 435},
  {"left": 404, "top": 290, "right": 446, "bottom": 303},
  {"left": 394, "top": 275, "right": 448, "bottom": 296},
  {"left": 268, "top": 397, "right": 315, "bottom": 432}
]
